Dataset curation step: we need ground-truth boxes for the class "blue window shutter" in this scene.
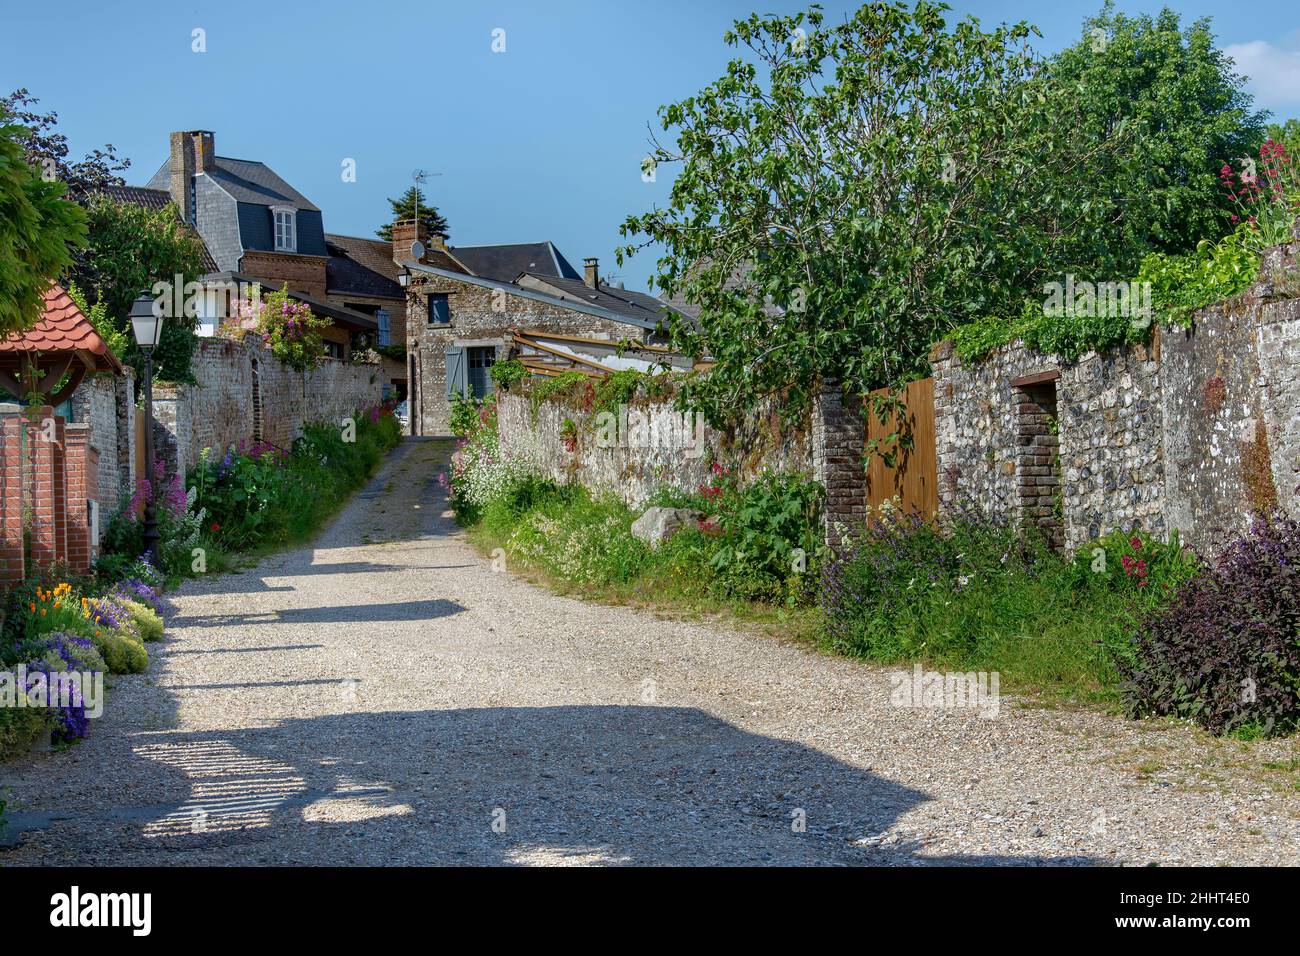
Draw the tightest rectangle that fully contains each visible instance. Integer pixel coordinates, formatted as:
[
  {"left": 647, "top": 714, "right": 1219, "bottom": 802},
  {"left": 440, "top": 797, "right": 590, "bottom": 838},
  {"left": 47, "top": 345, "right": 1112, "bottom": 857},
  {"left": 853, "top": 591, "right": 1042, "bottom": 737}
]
[
  {"left": 444, "top": 346, "right": 466, "bottom": 400},
  {"left": 377, "top": 310, "right": 390, "bottom": 346}
]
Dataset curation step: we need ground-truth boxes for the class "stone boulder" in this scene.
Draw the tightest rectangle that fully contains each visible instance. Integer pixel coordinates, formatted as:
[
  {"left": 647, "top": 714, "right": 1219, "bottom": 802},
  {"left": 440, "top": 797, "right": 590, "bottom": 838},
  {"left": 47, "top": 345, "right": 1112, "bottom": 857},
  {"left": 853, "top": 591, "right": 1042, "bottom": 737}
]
[{"left": 631, "top": 507, "right": 705, "bottom": 547}]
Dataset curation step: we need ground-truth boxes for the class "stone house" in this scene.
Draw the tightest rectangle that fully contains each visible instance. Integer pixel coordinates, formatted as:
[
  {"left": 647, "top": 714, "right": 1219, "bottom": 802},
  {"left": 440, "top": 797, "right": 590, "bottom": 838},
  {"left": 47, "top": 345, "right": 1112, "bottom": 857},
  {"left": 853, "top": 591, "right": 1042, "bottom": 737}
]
[
  {"left": 140, "top": 130, "right": 378, "bottom": 362},
  {"left": 394, "top": 220, "right": 683, "bottom": 435}
]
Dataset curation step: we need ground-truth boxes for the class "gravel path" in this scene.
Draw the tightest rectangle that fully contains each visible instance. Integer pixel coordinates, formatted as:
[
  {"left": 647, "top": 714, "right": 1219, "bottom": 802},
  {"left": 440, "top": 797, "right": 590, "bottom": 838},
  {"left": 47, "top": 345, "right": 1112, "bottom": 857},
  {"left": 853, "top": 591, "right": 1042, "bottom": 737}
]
[{"left": 3, "top": 438, "right": 1297, "bottom": 866}]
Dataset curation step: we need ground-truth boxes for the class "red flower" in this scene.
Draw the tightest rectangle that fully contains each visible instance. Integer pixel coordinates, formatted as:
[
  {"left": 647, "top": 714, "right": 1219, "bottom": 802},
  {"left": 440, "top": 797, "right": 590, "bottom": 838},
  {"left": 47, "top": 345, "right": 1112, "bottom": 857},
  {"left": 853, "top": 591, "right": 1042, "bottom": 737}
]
[
  {"left": 211, "top": 522, "right": 221, "bottom": 531},
  {"left": 1129, "top": 536, "right": 1142, "bottom": 550}
]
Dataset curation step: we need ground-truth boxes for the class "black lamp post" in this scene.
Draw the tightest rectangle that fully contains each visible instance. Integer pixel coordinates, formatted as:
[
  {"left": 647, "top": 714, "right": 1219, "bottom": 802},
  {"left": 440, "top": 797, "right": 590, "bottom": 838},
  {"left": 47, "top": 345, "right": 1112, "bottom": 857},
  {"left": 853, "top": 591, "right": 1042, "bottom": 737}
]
[{"left": 130, "top": 293, "right": 165, "bottom": 567}]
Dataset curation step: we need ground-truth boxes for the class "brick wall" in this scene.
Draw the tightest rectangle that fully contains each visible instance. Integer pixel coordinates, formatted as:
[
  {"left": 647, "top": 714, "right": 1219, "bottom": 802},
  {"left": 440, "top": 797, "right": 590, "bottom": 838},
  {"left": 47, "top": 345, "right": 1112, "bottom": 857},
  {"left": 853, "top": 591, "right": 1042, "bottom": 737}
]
[
  {"left": 240, "top": 250, "right": 329, "bottom": 298},
  {"left": 407, "top": 273, "right": 644, "bottom": 436}
]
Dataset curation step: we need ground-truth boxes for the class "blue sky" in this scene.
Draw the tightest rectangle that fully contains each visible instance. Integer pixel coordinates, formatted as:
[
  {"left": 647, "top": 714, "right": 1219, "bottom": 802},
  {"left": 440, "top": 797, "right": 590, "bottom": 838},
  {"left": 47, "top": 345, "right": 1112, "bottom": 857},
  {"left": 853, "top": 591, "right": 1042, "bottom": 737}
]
[{"left": 2, "top": 0, "right": 1298, "bottom": 294}]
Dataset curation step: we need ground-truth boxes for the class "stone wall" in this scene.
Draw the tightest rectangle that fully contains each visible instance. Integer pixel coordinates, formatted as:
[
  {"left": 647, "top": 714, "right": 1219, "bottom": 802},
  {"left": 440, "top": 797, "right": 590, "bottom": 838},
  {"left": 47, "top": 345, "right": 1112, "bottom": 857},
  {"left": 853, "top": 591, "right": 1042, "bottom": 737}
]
[
  {"left": 71, "top": 369, "right": 135, "bottom": 506},
  {"left": 932, "top": 235, "right": 1300, "bottom": 555},
  {"left": 148, "top": 336, "right": 383, "bottom": 477},
  {"left": 495, "top": 384, "right": 811, "bottom": 509},
  {"left": 931, "top": 337, "right": 1163, "bottom": 552}
]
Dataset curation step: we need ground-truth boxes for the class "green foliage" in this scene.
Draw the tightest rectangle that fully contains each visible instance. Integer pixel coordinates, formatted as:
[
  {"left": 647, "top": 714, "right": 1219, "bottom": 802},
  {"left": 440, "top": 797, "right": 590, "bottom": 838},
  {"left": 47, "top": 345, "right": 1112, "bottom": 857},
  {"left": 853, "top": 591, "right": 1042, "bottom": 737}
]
[
  {"left": 0, "top": 108, "right": 86, "bottom": 337},
  {"left": 621, "top": 2, "right": 1131, "bottom": 418},
  {"left": 66, "top": 281, "right": 129, "bottom": 359},
  {"left": 1046, "top": 3, "right": 1264, "bottom": 265},
  {"left": 949, "top": 223, "right": 1263, "bottom": 363},
  {"left": 188, "top": 406, "right": 401, "bottom": 557},
  {"left": 449, "top": 396, "right": 489, "bottom": 438},
  {"left": 76, "top": 195, "right": 205, "bottom": 383},
  {"left": 374, "top": 185, "right": 449, "bottom": 241},
  {"left": 122, "top": 599, "right": 164, "bottom": 642},
  {"left": 705, "top": 468, "right": 826, "bottom": 602},
  {"left": 0, "top": 707, "right": 54, "bottom": 761},
  {"left": 374, "top": 342, "right": 407, "bottom": 363},
  {"left": 822, "top": 516, "right": 1190, "bottom": 701},
  {"left": 489, "top": 359, "right": 526, "bottom": 390},
  {"left": 225, "top": 283, "right": 332, "bottom": 373},
  {"left": 1136, "top": 224, "right": 1260, "bottom": 327},
  {"left": 94, "top": 630, "right": 148, "bottom": 674}
]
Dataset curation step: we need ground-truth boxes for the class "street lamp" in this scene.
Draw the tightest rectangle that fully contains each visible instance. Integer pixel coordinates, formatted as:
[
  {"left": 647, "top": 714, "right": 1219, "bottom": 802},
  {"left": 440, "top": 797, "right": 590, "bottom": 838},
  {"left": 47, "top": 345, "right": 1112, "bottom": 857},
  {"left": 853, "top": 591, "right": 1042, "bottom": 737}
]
[{"left": 130, "top": 293, "right": 165, "bottom": 567}]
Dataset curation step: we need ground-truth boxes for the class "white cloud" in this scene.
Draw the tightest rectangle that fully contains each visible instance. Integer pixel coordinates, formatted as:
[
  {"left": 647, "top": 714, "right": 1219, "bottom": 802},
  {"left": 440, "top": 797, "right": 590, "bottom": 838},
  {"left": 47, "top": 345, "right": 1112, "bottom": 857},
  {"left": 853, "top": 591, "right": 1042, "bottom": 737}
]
[{"left": 1225, "top": 40, "right": 1300, "bottom": 109}]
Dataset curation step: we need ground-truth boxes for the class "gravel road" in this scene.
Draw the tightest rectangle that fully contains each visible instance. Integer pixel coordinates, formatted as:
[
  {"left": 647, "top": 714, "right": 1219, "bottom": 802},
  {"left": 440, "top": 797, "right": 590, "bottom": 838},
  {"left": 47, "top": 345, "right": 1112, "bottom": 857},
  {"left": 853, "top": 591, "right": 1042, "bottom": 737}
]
[{"left": 3, "top": 438, "right": 1296, "bottom": 866}]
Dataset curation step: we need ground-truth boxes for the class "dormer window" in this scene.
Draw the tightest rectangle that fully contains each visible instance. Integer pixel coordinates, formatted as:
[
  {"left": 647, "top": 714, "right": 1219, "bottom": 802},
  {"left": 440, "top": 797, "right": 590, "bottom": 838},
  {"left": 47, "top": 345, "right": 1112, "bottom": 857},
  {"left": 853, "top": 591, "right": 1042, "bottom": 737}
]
[{"left": 272, "top": 207, "right": 297, "bottom": 252}]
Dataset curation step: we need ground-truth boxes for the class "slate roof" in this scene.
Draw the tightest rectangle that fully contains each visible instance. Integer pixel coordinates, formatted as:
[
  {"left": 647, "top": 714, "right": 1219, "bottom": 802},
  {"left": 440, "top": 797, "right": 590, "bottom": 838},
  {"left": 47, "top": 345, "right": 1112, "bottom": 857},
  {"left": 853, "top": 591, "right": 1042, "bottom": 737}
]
[
  {"left": 449, "top": 242, "right": 580, "bottom": 282},
  {"left": 86, "top": 185, "right": 220, "bottom": 272},
  {"left": 204, "top": 156, "right": 321, "bottom": 211},
  {"left": 518, "top": 274, "right": 684, "bottom": 330},
  {"left": 0, "top": 285, "right": 123, "bottom": 371}
]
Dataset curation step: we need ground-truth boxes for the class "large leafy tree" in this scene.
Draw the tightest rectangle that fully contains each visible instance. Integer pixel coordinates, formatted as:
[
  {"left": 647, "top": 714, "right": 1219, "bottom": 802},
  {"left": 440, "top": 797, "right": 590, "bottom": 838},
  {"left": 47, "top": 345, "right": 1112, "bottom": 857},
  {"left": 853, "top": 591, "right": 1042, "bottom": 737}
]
[
  {"left": 76, "top": 197, "right": 205, "bottom": 383},
  {"left": 621, "top": 2, "right": 1118, "bottom": 417},
  {"left": 375, "top": 185, "right": 450, "bottom": 241},
  {"left": 1047, "top": 4, "right": 1265, "bottom": 267},
  {"left": 0, "top": 107, "right": 86, "bottom": 338}
]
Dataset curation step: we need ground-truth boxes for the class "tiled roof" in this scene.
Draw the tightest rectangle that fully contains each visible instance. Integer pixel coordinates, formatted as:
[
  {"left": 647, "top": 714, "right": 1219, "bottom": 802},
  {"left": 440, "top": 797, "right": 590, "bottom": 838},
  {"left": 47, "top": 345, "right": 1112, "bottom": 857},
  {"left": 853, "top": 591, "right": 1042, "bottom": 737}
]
[
  {"left": 87, "top": 185, "right": 220, "bottom": 272},
  {"left": 325, "top": 234, "right": 404, "bottom": 298},
  {"left": 0, "top": 285, "right": 122, "bottom": 371}
]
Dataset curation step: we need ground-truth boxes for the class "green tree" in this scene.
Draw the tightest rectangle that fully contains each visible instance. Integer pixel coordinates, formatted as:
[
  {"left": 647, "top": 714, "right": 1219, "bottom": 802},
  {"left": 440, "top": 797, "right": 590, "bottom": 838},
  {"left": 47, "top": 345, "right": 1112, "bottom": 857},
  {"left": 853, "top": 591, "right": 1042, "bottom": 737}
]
[
  {"left": 76, "top": 196, "right": 206, "bottom": 383},
  {"left": 1046, "top": 3, "right": 1265, "bottom": 268},
  {"left": 0, "top": 107, "right": 86, "bottom": 338},
  {"left": 375, "top": 186, "right": 449, "bottom": 241},
  {"left": 620, "top": 2, "right": 1118, "bottom": 418}
]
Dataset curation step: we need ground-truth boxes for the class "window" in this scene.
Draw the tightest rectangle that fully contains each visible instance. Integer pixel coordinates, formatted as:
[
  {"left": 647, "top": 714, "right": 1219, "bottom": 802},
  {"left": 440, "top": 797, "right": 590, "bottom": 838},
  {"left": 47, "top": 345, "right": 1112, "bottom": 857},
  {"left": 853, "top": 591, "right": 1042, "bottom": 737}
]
[
  {"left": 376, "top": 309, "right": 391, "bottom": 346},
  {"left": 273, "top": 208, "right": 296, "bottom": 252},
  {"left": 323, "top": 339, "right": 343, "bottom": 360},
  {"left": 427, "top": 292, "right": 450, "bottom": 324},
  {"left": 468, "top": 346, "right": 496, "bottom": 398}
]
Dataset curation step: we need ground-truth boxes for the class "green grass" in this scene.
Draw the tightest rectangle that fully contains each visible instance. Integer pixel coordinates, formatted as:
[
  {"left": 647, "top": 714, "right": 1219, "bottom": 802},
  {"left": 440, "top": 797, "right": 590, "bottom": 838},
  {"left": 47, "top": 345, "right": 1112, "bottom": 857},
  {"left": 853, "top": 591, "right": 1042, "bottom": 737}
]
[{"left": 466, "top": 481, "right": 822, "bottom": 643}]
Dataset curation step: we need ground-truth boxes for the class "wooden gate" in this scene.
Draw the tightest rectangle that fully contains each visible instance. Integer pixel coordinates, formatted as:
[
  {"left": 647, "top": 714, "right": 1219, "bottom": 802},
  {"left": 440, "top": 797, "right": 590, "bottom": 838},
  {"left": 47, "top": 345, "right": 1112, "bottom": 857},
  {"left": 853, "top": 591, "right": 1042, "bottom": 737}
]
[{"left": 865, "top": 377, "right": 938, "bottom": 517}]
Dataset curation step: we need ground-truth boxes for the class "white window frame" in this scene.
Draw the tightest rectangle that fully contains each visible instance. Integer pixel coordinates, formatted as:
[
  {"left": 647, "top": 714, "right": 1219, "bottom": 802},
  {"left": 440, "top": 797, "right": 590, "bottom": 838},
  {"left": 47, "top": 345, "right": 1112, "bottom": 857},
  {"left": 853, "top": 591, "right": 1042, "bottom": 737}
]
[{"left": 272, "top": 206, "right": 297, "bottom": 252}]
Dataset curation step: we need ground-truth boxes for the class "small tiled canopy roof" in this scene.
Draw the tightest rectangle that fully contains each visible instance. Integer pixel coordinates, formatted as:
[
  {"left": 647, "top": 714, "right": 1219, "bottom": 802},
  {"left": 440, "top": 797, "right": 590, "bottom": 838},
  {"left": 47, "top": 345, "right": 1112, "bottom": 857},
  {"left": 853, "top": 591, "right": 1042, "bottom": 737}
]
[{"left": 0, "top": 285, "right": 123, "bottom": 404}]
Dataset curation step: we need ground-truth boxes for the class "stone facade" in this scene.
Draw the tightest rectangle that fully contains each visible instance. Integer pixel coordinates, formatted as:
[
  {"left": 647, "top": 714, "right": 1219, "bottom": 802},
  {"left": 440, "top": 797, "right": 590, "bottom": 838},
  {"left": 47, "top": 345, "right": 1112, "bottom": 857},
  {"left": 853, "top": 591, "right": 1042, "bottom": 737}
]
[
  {"left": 71, "top": 369, "right": 136, "bottom": 505},
  {"left": 406, "top": 271, "right": 643, "bottom": 436},
  {"left": 931, "top": 234, "right": 1300, "bottom": 555}
]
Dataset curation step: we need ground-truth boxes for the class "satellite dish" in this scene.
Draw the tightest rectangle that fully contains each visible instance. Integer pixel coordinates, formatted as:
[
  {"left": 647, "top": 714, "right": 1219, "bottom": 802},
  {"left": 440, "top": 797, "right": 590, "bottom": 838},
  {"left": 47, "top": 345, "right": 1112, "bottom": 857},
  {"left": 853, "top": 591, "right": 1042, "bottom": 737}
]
[{"left": 410, "top": 240, "right": 426, "bottom": 260}]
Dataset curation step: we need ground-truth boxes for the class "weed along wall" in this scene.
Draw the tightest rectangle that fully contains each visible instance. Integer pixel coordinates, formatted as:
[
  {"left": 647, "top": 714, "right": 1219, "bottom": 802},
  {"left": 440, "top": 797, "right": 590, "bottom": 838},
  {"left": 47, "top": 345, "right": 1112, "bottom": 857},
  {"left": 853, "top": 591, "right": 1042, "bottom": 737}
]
[
  {"left": 931, "top": 240, "right": 1300, "bottom": 555},
  {"left": 495, "top": 380, "right": 811, "bottom": 507}
]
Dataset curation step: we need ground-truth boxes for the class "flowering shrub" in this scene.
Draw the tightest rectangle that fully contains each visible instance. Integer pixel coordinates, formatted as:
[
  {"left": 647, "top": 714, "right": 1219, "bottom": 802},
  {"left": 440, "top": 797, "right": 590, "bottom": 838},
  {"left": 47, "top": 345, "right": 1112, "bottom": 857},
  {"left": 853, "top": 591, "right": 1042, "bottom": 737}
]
[
  {"left": 1220, "top": 139, "right": 1300, "bottom": 248},
  {"left": 189, "top": 406, "right": 401, "bottom": 553},
  {"left": 222, "top": 283, "right": 332, "bottom": 372},
  {"left": 1123, "top": 514, "right": 1300, "bottom": 736},
  {"left": 98, "top": 460, "right": 206, "bottom": 581}
]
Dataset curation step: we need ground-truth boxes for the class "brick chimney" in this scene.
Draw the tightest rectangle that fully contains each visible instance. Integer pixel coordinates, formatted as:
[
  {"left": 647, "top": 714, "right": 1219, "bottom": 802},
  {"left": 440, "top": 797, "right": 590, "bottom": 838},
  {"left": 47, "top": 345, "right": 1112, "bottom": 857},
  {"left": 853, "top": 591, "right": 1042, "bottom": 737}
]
[
  {"left": 392, "top": 219, "right": 433, "bottom": 263},
  {"left": 167, "top": 130, "right": 214, "bottom": 223},
  {"left": 583, "top": 257, "right": 599, "bottom": 289}
]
